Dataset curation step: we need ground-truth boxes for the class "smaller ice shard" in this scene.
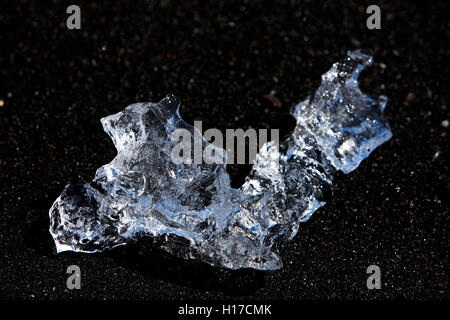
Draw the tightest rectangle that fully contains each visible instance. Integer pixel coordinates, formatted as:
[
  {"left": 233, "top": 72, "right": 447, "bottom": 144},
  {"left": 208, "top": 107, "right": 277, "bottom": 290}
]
[{"left": 49, "top": 50, "right": 392, "bottom": 270}]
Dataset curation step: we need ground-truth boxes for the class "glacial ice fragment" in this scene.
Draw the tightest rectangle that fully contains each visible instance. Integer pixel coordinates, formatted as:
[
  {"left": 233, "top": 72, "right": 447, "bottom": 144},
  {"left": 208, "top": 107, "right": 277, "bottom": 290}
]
[{"left": 49, "top": 50, "right": 392, "bottom": 270}]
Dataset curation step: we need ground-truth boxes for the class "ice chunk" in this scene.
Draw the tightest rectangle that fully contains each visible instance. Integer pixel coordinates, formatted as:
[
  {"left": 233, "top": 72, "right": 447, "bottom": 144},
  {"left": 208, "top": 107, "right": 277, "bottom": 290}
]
[{"left": 49, "top": 50, "right": 392, "bottom": 270}]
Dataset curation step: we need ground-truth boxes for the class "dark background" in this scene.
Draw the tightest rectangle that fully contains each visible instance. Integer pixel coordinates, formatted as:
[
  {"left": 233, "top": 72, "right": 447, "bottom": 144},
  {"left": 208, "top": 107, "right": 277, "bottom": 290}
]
[{"left": 0, "top": 0, "right": 448, "bottom": 300}]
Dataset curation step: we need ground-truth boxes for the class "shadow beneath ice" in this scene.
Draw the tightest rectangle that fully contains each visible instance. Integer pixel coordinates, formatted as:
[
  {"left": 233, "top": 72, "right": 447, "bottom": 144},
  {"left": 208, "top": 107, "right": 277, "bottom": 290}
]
[
  {"left": 105, "top": 238, "right": 267, "bottom": 296},
  {"left": 23, "top": 187, "right": 267, "bottom": 296},
  {"left": 24, "top": 214, "right": 56, "bottom": 255},
  {"left": 24, "top": 187, "right": 65, "bottom": 256}
]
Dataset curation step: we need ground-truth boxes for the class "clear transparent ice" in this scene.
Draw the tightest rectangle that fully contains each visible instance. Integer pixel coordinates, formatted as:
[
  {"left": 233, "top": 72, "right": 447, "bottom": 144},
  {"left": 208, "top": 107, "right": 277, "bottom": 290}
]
[{"left": 49, "top": 50, "right": 392, "bottom": 270}]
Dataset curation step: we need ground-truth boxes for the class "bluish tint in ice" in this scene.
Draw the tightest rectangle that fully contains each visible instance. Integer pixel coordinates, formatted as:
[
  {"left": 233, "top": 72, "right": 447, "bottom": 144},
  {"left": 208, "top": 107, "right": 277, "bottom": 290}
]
[{"left": 49, "top": 50, "right": 392, "bottom": 270}]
